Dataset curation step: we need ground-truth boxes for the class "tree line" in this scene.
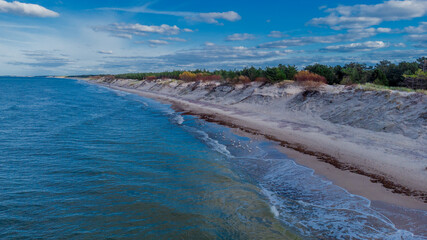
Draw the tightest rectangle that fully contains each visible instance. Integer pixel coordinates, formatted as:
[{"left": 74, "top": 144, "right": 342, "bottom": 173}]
[{"left": 115, "top": 57, "right": 427, "bottom": 89}]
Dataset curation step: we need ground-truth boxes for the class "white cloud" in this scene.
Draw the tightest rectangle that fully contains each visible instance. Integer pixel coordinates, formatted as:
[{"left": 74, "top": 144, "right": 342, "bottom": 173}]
[
  {"left": 225, "top": 33, "right": 255, "bottom": 41},
  {"left": 100, "top": 4, "right": 241, "bottom": 25},
  {"left": 311, "top": 16, "right": 382, "bottom": 30},
  {"left": 188, "top": 11, "right": 241, "bottom": 24},
  {"left": 0, "top": 0, "right": 59, "bottom": 17},
  {"left": 258, "top": 28, "right": 386, "bottom": 48},
  {"left": 93, "top": 23, "right": 188, "bottom": 38},
  {"left": 161, "top": 37, "right": 187, "bottom": 42},
  {"left": 98, "top": 50, "right": 113, "bottom": 55},
  {"left": 406, "top": 34, "right": 427, "bottom": 47},
  {"left": 100, "top": 44, "right": 293, "bottom": 71},
  {"left": 148, "top": 39, "right": 169, "bottom": 45},
  {"left": 404, "top": 22, "right": 427, "bottom": 33},
  {"left": 268, "top": 31, "right": 288, "bottom": 38},
  {"left": 112, "top": 33, "right": 133, "bottom": 39},
  {"left": 321, "top": 41, "right": 388, "bottom": 52},
  {"left": 376, "top": 27, "right": 392, "bottom": 33},
  {"left": 310, "top": 0, "right": 427, "bottom": 30},
  {"left": 393, "top": 42, "right": 406, "bottom": 47}
]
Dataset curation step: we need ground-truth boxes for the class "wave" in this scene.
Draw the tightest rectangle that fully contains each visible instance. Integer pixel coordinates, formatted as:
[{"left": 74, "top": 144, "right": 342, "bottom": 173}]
[
  {"left": 182, "top": 125, "right": 232, "bottom": 158},
  {"left": 78, "top": 79, "right": 426, "bottom": 239},
  {"left": 258, "top": 155, "right": 419, "bottom": 239},
  {"left": 186, "top": 120, "right": 423, "bottom": 239}
]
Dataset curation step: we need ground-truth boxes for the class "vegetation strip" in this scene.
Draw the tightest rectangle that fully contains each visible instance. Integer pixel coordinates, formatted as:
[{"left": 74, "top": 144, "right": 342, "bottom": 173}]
[{"left": 98, "top": 58, "right": 427, "bottom": 90}]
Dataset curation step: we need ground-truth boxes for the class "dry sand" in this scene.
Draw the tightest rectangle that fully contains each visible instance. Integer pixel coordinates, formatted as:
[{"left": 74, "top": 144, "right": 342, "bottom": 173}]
[{"left": 86, "top": 77, "right": 427, "bottom": 210}]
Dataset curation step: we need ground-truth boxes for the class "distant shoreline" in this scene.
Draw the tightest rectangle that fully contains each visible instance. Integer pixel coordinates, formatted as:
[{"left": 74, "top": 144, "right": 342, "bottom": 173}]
[{"left": 77, "top": 76, "right": 427, "bottom": 211}]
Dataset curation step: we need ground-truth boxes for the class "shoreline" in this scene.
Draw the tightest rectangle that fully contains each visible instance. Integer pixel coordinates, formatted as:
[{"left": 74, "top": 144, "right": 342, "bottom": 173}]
[
  {"left": 189, "top": 113, "right": 427, "bottom": 210},
  {"left": 81, "top": 78, "right": 426, "bottom": 211},
  {"left": 186, "top": 112, "right": 427, "bottom": 210}
]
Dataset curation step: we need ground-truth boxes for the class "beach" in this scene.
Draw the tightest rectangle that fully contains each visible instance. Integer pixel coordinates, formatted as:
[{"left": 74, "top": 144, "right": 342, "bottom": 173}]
[{"left": 87, "top": 77, "right": 427, "bottom": 210}]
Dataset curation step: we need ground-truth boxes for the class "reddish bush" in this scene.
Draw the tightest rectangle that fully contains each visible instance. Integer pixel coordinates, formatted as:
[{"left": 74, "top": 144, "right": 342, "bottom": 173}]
[
  {"left": 207, "top": 75, "right": 222, "bottom": 81},
  {"left": 195, "top": 74, "right": 223, "bottom": 81},
  {"left": 145, "top": 76, "right": 157, "bottom": 81},
  {"left": 294, "top": 71, "right": 327, "bottom": 83},
  {"left": 254, "top": 77, "right": 268, "bottom": 82}
]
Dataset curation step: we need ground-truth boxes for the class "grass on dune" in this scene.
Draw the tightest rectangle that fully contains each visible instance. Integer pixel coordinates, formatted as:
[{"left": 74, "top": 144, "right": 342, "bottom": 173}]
[{"left": 358, "top": 83, "right": 427, "bottom": 95}]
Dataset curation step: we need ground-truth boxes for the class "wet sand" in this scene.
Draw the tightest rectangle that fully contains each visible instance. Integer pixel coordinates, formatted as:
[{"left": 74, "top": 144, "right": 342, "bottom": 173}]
[{"left": 82, "top": 78, "right": 427, "bottom": 211}]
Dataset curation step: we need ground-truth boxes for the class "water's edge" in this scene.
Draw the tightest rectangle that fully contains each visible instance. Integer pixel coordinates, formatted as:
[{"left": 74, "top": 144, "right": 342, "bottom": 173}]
[{"left": 81, "top": 78, "right": 427, "bottom": 239}]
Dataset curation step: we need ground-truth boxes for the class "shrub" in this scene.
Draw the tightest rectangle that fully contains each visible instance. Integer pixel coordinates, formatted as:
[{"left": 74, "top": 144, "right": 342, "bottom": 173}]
[
  {"left": 403, "top": 69, "right": 427, "bottom": 89},
  {"left": 146, "top": 75, "right": 157, "bottom": 81},
  {"left": 237, "top": 75, "right": 251, "bottom": 84},
  {"left": 195, "top": 74, "right": 222, "bottom": 81},
  {"left": 305, "top": 64, "right": 337, "bottom": 85},
  {"left": 255, "top": 77, "right": 268, "bottom": 82},
  {"left": 340, "top": 76, "right": 354, "bottom": 85},
  {"left": 179, "top": 71, "right": 197, "bottom": 81},
  {"left": 294, "top": 71, "right": 327, "bottom": 83}
]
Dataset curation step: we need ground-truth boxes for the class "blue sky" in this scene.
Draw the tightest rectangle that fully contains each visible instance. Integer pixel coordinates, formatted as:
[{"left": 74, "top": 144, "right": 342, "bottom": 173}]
[{"left": 0, "top": 0, "right": 426, "bottom": 76}]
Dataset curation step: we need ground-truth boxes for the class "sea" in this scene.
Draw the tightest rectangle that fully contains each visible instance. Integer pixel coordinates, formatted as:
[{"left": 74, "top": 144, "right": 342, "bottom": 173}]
[{"left": 0, "top": 77, "right": 426, "bottom": 239}]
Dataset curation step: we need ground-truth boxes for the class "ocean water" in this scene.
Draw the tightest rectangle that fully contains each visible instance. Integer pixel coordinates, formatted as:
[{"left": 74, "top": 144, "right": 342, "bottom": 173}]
[{"left": 0, "top": 77, "right": 425, "bottom": 239}]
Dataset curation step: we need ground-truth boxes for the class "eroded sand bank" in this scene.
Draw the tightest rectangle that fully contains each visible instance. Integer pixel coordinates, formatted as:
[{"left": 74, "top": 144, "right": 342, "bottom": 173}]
[{"left": 86, "top": 77, "right": 427, "bottom": 209}]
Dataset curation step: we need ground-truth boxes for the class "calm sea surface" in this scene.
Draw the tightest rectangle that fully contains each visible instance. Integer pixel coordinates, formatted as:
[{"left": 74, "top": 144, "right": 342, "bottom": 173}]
[{"left": 0, "top": 77, "right": 425, "bottom": 239}]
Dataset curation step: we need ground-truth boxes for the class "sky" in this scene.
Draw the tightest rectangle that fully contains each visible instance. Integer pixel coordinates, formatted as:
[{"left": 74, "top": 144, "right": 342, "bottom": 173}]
[{"left": 0, "top": 0, "right": 426, "bottom": 76}]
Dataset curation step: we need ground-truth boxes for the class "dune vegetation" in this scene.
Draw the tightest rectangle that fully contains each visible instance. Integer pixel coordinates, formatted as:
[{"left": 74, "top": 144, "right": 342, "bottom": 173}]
[{"left": 109, "top": 58, "right": 427, "bottom": 91}]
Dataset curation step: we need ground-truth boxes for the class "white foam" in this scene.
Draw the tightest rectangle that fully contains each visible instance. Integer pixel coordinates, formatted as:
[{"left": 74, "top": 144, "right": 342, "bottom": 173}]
[
  {"left": 173, "top": 115, "right": 184, "bottom": 125},
  {"left": 192, "top": 129, "right": 232, "bottom": 157},
  {"left": 270, "top": 205, "right": 280, "bottom": 218},
  {"left": 261, "top": 188, "right": 280, "bottom": 218}
]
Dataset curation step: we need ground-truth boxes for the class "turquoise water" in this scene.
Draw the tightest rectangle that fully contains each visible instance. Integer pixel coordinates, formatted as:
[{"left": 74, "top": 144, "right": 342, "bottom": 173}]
[{"left": 0, "top": 77, "right": 425, "bottom": 239}]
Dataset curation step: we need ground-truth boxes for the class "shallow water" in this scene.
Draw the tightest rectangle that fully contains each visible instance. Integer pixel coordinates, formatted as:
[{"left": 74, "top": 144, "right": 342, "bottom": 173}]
[{"left": 0, "top": 77, "right": 425, "bottom": 239}]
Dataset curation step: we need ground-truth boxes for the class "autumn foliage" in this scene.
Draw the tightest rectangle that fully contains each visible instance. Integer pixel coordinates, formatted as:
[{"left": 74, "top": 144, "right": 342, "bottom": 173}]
[
  {"left": 294, "top": 71, "right": 327, "bottom": 83},
  {"left": 236, "top": 75, "right": 251, "bottom": 84},
  {"left": 179, "top": 71, "right": 197, "bottom": 81},
  {"left": 195, "top": 73, "right": 222, "bottom": 81},
  {"left": 146, "top": 75, "right": 157, "bottom": 81},
  {"left": 254, "top": 77, "right": 268, "bottom": 82}
]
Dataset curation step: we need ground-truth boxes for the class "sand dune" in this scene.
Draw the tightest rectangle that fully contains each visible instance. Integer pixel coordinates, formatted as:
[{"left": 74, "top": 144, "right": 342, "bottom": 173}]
[{"left": 89, "top": 77, "right": 427, "bottom": 208}]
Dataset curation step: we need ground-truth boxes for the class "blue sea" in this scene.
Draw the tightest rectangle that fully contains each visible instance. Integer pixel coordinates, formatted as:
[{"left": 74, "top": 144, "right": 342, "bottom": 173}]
[{"left": 0, "top": 77, "right": 426, "bottom": 239}]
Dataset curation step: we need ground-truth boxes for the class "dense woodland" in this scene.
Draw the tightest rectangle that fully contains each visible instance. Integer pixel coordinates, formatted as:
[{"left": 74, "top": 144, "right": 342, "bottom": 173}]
[{"left": 114, "top": 57, "right": 427, "bottom": 89}]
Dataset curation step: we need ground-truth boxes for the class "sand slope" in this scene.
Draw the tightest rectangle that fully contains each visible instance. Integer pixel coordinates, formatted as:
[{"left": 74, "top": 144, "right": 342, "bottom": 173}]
[{"left": 92, "top": 77, "right": 427, "bottom": 203}]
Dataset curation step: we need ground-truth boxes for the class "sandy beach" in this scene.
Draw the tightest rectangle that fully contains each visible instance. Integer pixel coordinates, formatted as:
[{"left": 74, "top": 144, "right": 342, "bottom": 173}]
[{"left": 86, "top": 77, "right": 427, "bottom": 210}]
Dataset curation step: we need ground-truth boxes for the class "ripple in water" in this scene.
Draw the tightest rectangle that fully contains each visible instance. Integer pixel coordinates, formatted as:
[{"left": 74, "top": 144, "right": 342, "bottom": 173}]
[{"left": 0, "top": 77, "right": 425, "bottom": 240}]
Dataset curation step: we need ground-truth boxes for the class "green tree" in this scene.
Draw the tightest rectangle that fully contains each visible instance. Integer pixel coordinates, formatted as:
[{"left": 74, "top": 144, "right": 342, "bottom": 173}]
[
  {"left": 241, "top": 67, "right": 261, "bottom": 81},
  {"left": 305, "top": 64, "right": 336, "bottom": 84},
  {"left": 265, "top": 67, "right": 281, "bottom": 82},
  {"left": 333, "top": 65, "right": 345, "bottom": 84},
  {"left": 279, "top": 64, "right": 298, "bottom": 80},
  {"left": 417, "top": 57, "right": 427, "bottom": 70},
  {"left": 372, "top": 69, "right": 388, "bottom": 86}
]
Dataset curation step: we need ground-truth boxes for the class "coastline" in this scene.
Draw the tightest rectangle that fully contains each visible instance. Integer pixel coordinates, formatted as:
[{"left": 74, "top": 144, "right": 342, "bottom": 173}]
[{"left": 80, "top": 77, "right": 427, "bottom": 211}]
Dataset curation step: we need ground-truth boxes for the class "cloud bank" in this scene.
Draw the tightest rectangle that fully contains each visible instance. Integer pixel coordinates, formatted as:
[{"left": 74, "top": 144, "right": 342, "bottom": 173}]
[
  {"left": 93, "top": 23, "right": 189, "bottom": 38},
  {"left": 310, "top": 0, "right": 427, "bottom": 29},
  {"left": 321, "top": 41, "right": 388, "bottom": 52},
  {"left": 225, "top": 33, "right": 255, "bottom": 41},
  {"left": 0, "top": 0, "right": 59, "bottom": 17},
  {"left": 258, "top": 28, "right": 388, "bottom": 48}
]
